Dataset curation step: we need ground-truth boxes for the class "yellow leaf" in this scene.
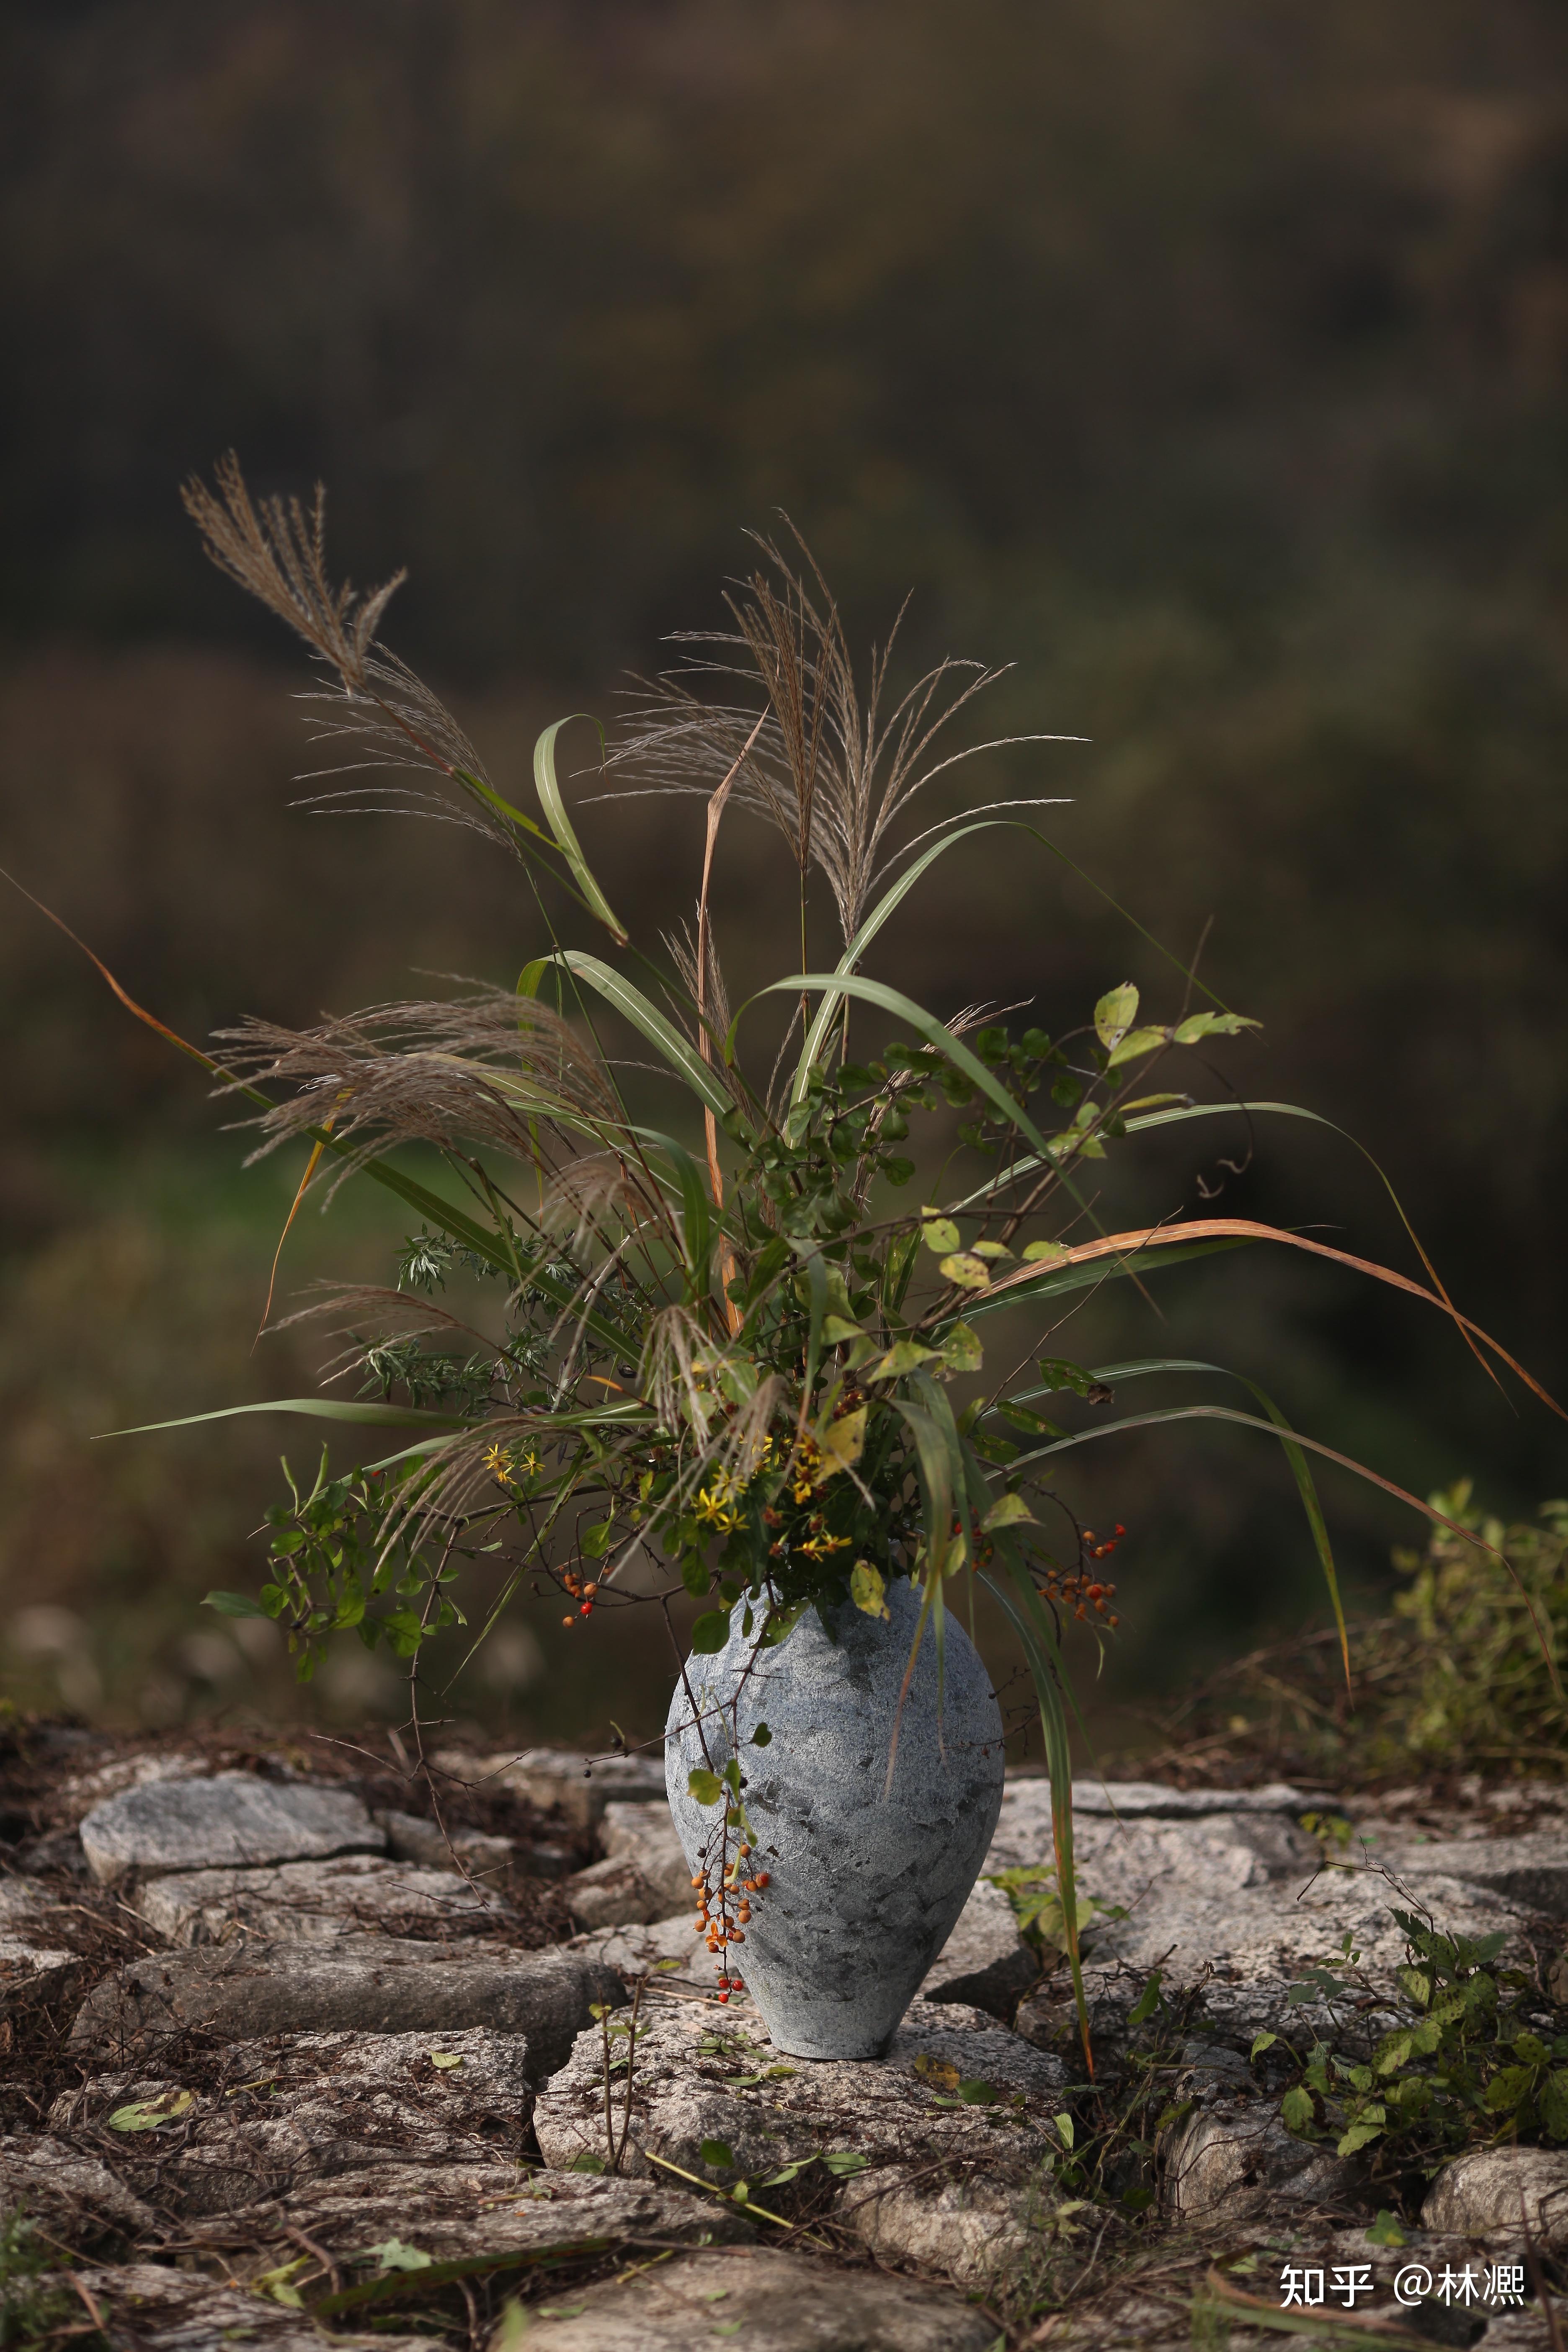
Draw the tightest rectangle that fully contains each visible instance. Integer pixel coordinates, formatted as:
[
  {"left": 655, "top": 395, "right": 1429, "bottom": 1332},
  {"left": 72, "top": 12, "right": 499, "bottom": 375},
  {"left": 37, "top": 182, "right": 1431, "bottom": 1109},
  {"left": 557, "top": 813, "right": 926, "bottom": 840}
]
[
  {"left": 921, "top": 1211, "right": 961, "bottom": 1253},
  {"left": 970, "top": 1239, "right": 1012, "bottom": 1259},
  {"left": 939, "top": 1320, "right": 983, "bottom": 1373},
  {"left": 914, "top": 2052, "right": 961, "bottom": 2089},
  {"left": 867, "top": 1339, "right": 941, "bottom": 1380},
  {"left": 1021, "top": 1239, "right": 1067, "bottom": 1263},
  {"left": 982, "top": 1492, "right": 1036, "bottom": 1532},
  {"left": 1106, "top": 1025, "right": 1169, "bottom": 1069},
  {"left": 1093, "top": 982, "right": 1139, "bottom": 1050},
  {"left": 815, "top": 1406, "right": 867, "bottom": 1482},
  {"left": 850, "top": 1559, "right": 890, "bottom": 1619},
  {"left": 939, "top": 1253, "right": 991, "bottom": 1291}
]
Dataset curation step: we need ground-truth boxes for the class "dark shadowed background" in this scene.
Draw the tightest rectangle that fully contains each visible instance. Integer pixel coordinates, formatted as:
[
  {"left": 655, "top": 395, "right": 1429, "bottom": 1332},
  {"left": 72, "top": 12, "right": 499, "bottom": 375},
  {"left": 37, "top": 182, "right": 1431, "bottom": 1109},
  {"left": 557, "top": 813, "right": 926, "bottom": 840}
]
[{"left": 2, "top": 0, "right": 1565, "bottom": 1750}]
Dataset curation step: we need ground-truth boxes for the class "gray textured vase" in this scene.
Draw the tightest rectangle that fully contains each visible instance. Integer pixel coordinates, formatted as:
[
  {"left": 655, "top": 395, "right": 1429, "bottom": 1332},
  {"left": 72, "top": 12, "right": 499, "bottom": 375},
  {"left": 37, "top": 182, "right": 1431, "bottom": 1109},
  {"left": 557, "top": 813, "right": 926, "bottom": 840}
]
[{"left": 664, "top": 1575, "right": 1006, "bottom": 2059}]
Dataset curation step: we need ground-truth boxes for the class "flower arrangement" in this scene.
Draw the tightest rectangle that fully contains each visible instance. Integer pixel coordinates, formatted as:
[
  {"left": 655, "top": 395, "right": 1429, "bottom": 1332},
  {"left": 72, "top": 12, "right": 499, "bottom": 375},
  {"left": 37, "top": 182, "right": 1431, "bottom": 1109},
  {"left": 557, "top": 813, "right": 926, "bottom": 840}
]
[{"left": 85, "top": 459, "right": 1557, "bottom": 2055}]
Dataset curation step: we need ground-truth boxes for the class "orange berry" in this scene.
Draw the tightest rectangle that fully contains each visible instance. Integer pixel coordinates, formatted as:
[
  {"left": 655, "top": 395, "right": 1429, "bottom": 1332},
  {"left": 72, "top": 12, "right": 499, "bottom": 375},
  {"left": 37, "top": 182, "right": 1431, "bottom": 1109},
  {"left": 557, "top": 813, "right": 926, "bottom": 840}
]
[
  {"left": 691, "top": 1875, "right": 704, "bottom": 1888},
  {"left": 754, "top": 1872, "right": 770, "bottom": 1887},
  {"left": 584, "top": 1582, "right": 599, "bottom": 1598},
  {"left": 730, "top": 1930, "right": 745, "bottom": 1944},
  {"left": 561, "top": 1616, "right": 574, "bottom": 1629},
  {"left": 717, "top": 1991, "right": 730, "bottom": 2004}
]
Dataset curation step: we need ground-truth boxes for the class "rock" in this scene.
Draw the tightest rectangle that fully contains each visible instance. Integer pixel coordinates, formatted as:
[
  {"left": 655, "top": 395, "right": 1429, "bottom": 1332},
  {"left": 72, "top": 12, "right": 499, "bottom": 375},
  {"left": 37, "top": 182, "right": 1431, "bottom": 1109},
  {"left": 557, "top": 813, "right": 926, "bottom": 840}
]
[
  {"left": 1422, "top": 2147, "right": 1568, "bottom": 2247},
  {"left": 433, "top": 1747, "right": 666, "bottom": 1830},
  {"left": 80, "top": 1772, "right": 383, "bottom": 1885},
  {"left": 46, "top": 2264, "right": 443, "bottom": 2352},
  {"left": 533, "top": 1991, "right": 1063, "bottom": 2191},
  {"left": 568, "top": 1912, "right": 709, "bottom": 1982},
  {"left": 851, "top": 2166, "right": 1058, "bottom": 2290},
  {"left": 1068, "top": 1778, "right": 1308, "bottom": 1816},
  {"left": 565, "top": 1856, "right": 680, "bottom": 1931},
  {"left": 0, "top": 2135, "right": 157, "bottom": 2246},
  {"left": 245, "top": 2161, "right": 754, "bottom": 2265},
  {"left": 375, "top": 1808, "right": 516, "bottom": 1875},
  {"left": 598, "top": 1800, "right": 693, "bottom": 1914},
  {"left": 0, "top": 1935, "right": 83, "bottom": 2015},
  {"left": 1162, "top": 2096, "right": 1358, "bottom": 2221},
  {"left": 482, "top": 2244, "right": 998, "bottom": 2352},
  {"left": 988, "top": 1782, "right": 1318, "bottom": 1893},
  {"left": 1385, "top": 1831, "right": 1568, "bottom": 1920},
  {"left": 918, "top": 1876, "right": 1038, "bottom": 2017},
  {"left": 1016, "top": 1868, "right": 1529, "bottom": 2053},
  {"left": 51, "top": 2026, "right": 534, "bottom": 2219},
  {"left": 69, "top": 1939, "right": 625, "bottom": 2080},
  {"left": 133, "top": 1852, "right": 508, "bottom": 1944}
]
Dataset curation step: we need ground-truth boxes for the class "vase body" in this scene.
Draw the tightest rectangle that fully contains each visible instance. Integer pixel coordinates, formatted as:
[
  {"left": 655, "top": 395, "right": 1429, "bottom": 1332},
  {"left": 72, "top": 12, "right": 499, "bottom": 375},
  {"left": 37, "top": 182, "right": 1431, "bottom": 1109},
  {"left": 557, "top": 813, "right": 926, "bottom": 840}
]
[{"left": 663, "top": 1576, "right": 1006, "bottom": 2059}]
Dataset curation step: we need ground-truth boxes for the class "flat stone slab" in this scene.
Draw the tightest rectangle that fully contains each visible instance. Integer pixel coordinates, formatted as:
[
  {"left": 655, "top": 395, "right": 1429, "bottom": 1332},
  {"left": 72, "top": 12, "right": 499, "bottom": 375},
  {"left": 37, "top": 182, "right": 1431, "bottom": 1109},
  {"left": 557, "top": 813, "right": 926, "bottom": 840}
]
[
  {"left": 0, "top": 1933, "right": 83, "bottom": 2014},
  {"left": 918, "top": 1875, "right": 1038, "bottom": 2016},
  {"left": 988, "top": 1780, "right": 1318, "bottom": 1889},
  {"left": 51, "top": 2025, "right": 534, "bottom": 2220},
  {"left": 0, "top": 2134, "right": 157, "bottom": 2247},
  {"left": 568, "top": 1911, "right": 709, "bottom": 1983},
  {"left": 1382, "top": 1830, "right": 1568, "bottom": 1919},
  {"left": 1068, "top": 1778, "right": 1307, "bottom": 1816},
  {"left": 434, "top": 1746, "right": 666, "bottom": 1829},
  {"left": 534, "top": 1993, "right": 1064, "bottom": 2202},
  {"left": 46, "top": 2264, "right": 441, "bottom": 2352},
  {"left": 226, "top": 2161, "right": 754, "bottom": 2269},
  {"left": 70, "top": 1938, "right": 624, "bottom": 2081},
  {"left": 485, "top": 2244, "right": 999, "bottom": 2352},
  {"left": 134, "top": 1852, "right": 508, "bottom": 1943},
  {"left": 80, "top": 1772, "right": 383, "bottom": 1884},
  {"left": 375, "top": 1808, "right": 516, "bottom": 1875},
  {"left": 1016, "top": 1868, "right": 1530, "bottom": 2051}
]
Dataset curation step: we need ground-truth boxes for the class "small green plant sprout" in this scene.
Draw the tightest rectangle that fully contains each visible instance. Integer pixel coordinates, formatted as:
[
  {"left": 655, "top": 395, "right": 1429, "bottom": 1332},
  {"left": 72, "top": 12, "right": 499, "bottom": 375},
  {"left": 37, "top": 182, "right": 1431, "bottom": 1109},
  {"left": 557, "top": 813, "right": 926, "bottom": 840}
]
[
  {"left": 66, "top": 460, "right": 1564, "bottom": 2076},
  {"left": 1270, "top": 1898, "right": 1568, "bottom": 2192},
  {"left": 987, "top": 1862, "right": 1126, "bottom": 1956}
]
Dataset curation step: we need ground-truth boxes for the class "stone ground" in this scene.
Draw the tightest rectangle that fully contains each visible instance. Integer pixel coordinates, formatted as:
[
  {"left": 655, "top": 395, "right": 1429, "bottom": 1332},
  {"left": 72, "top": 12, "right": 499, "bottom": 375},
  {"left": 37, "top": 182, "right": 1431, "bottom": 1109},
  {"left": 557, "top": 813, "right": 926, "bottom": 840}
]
[{"left": 2, "top": 1721, "right": 1567, "bottom": 2348}]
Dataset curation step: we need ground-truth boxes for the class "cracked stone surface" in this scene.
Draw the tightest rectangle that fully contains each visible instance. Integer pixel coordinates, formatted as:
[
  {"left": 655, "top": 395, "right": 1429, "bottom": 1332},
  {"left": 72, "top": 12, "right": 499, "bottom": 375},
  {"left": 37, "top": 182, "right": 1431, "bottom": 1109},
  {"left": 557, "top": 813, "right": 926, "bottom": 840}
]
[
  {"left": 1422, "top": 2146, "right": 1568, "bottom": 2248},
  {"left": 1380, "top": 1830, "right": 1568, "bottom": 1920},
  {"left": 0, "top": 2134, "right": 158, "bottom": 2245},
  {"left": 133, "top": 1851, "right": 510, "bottom": 1943},
  {"left": 80, "top": 1772, "right": 383, "bottom": 1884},
  {"left": 69, "top": 1939, "right": 624, "bottom": 2081},
  {"left": 1016, "top": 1866, "right": 1532, "bottom": 2051},
  {"left": 433, "top": 1747, "right": 666, "bottom": 1830},
  {"left": 49, "top": 2026, "right": 535, "bottom": 2219},
  {"left": 1161, "top": 2094, "right": 1358, "bottom": 2222},
  {"left": 43, "top": 2265, "right": 444, "bottom": 2352},
  {"left": 478, "top": 2244, "right": 999, "bottom": 2352},
  {"left": 220, "top": 2162, "right": 756, "bottom": 2269},
  {"left": 375, "top": 1809, "right": 516, "bottom": 1875},
  {"left": 533, "top": 1991, "right": 1064, "bottom": 2202},
  {"left": 917, "top": 1875, "right": 1038, "bottom": 2016},
  {"left": 988, "top": 1779, "right": 1319, "bottom": 1891}
]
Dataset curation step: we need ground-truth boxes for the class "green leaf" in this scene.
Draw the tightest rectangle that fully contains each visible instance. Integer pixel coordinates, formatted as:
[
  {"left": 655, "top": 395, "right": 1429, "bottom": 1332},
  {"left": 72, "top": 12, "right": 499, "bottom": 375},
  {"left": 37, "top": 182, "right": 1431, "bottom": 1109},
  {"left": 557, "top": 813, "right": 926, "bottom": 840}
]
[
  {"left": 1021, "top": 1239, "right": 1067, "bottom": 1264},
  {"left": 1105, "top": 1024, "right": 1169, "bottom": 1069},
  {"left": 1280, "top": 2086, "right": 1316, "bottom": 2134},
  {"left": 109, "top": 2090, "right": 195, "bottom": 2133},
  {"left": 1249, "top": 2032, "right": 1278, "bottom": 2059},
  {"left": 364, "top": 2239, "right": 434, "bottom": 2273},
  {"left": 1171, "top": 1010, "right": 1259, "bottom": 1045},
  {"left": 957, "top": 2078, "right": 998, "bottom": 2104},
  {"left": 1336, "top": 2121, "right": 1384, "bottom": 2157},
  {"left": 566, "top": 2151, "right": 606, "bottom": 2174},
  {"left": 1052, "top": 2111, "right": 1075, "bottom": 2149},
  {"left": 821, "top": 1314, "right": 864, "bottom": 1345},
  {"left": 939, "top": 1252, "right": 991, "bottom": 1291},
  {"left": 686, "top": 1769, "right": 724, "bottom": 1805},
  {"left": 532, "top": 717, "right": 628, "bottom": 944},
  {"left": 921, "top": 1213, "right": 962, "bottom": 1254},
  {"left": 690, "top": 1609, "right": 732, "bottom": 1655},
  {"left": 1093, "top": 982, "right": 1139, "bottom": 1050},
  {"left": 1540, "top": 2069, "right": 1568, "bottom": 2141},
  {"left": 981, "top": 1492, "right": 1035, "bottom": 1532},
  {"left": 545, "top": 949, "right": 732, "bottom": 1119},
  {"left": 204, "top": 1589, "right": 270, "bottom": 1619},
  {"left": 750, "top": 1722, "right": 772, "bottom": 1747},
  {"left": 1366, "top": 2210, "right": 1408, "bottom": 2248},
  {"left": 821, "top": 2150, "right": 869, "bottom": 2177},
  {"left": 1128, "top": 1973, "right": 1162, "bottom": 2027},
  {"left": 939, "top": 1321, "right": 983, "bottom": 1374},
  {"left": 700, "top": 2139, "right": 735, "bottom": 2170},
  {"left": 867, "top": 1338, "right": 941, "bottom": 1380},
  {"left": 427, "top": 2051, "right": 464, "bottom": 2070},
  {"left": 850, "top": 1559, "right": 891, "bottom": 1620},
  {"left": 102, "top": 1396, "right": 470, "bottom": 1439}
]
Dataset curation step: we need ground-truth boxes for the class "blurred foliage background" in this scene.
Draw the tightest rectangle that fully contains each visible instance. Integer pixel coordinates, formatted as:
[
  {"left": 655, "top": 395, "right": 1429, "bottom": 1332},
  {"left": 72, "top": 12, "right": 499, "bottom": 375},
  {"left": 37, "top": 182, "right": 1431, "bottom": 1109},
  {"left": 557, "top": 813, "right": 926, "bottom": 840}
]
[{"left": 2, "top": 0, "right": 1566, "bottom": 1750}]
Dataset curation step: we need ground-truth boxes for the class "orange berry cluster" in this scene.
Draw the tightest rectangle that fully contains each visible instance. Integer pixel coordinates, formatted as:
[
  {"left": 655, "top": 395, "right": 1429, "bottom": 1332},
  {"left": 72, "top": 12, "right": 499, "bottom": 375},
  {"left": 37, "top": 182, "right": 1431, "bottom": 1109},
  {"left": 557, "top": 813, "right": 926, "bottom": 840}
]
[
  {"left": 559, "top": 1572, "right": 600, "bottom": 1628},
  {"left": 691, "top": 1841, "right": 770, "bottom": 2002},
  {"left": 1082, "top": 1522, "right": 1125, "bottom": 1561},
  {"left": 1040, "top": 1530, "right": 1124, "bottom": 1627}
]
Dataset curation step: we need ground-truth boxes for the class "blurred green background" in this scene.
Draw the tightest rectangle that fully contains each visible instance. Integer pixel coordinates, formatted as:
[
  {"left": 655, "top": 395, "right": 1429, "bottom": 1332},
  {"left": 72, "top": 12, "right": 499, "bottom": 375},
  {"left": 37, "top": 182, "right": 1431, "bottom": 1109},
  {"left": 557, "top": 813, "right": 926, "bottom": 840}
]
[{"left": 2, "top": 0, "right": 1565, "bottom": 1751}]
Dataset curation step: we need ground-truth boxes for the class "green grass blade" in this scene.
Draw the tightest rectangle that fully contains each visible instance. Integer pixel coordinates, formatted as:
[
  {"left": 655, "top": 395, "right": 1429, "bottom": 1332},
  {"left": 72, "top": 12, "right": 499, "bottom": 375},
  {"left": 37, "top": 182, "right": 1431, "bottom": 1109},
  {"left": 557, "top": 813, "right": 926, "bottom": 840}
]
[
  {"left": 533, "top": 718, "right": 629, "bottom": 946},
  {"left": 544, "top": 950, "right": 732, "bottom": 1120},
  {"left": 790, "top": 822, "right": 1008, "bottom": 1101},
  {"left": 98, "top": 1398, "right": 472, "bottom": 1438}
]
